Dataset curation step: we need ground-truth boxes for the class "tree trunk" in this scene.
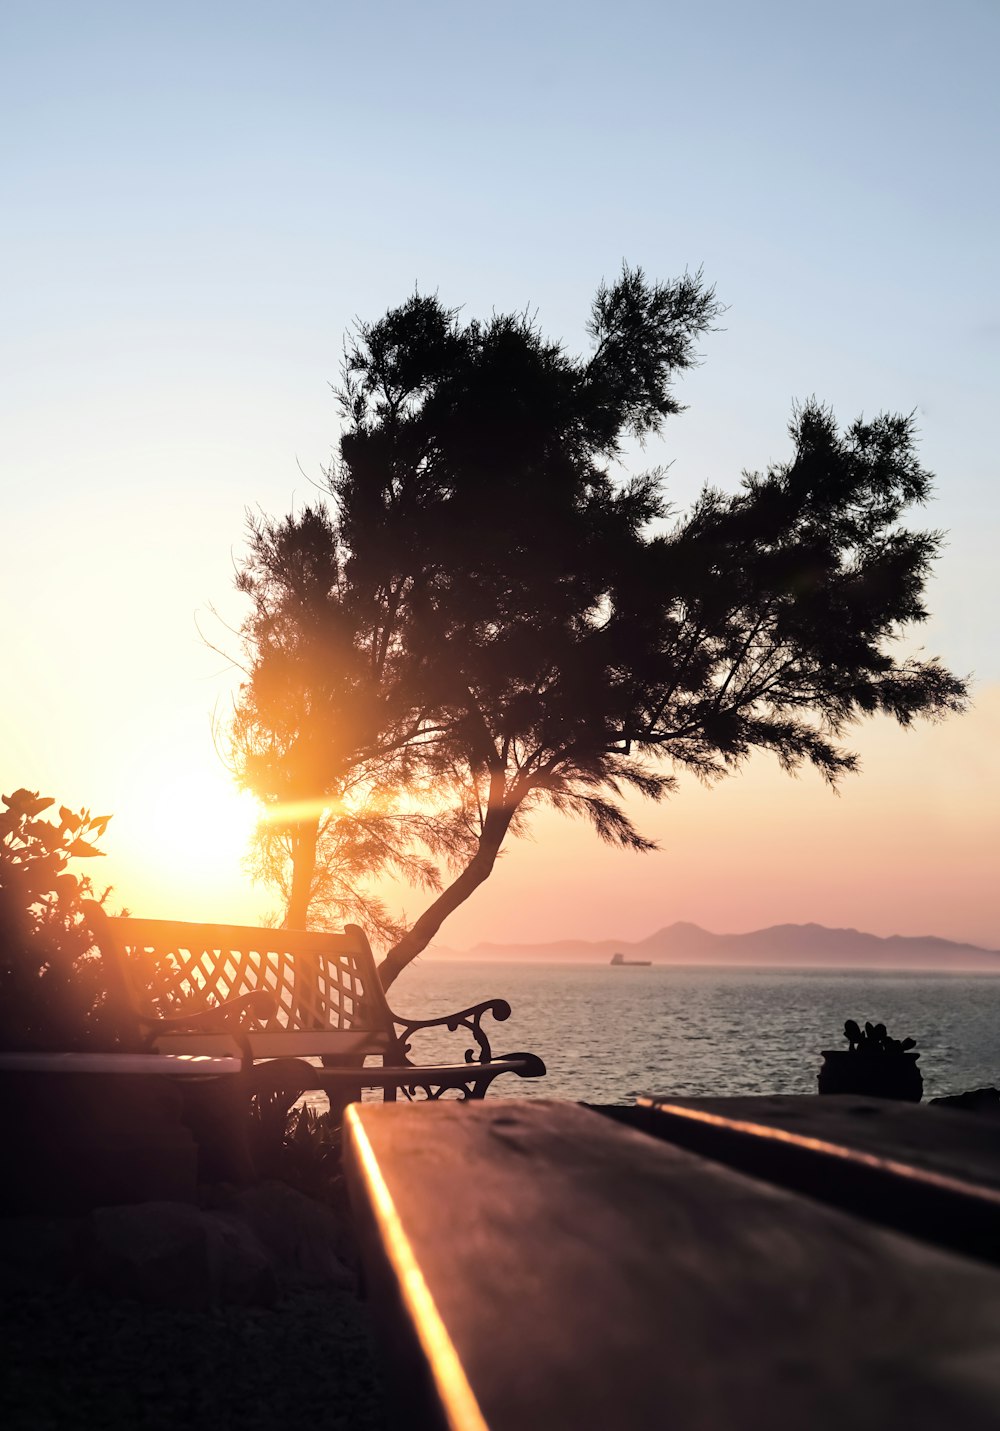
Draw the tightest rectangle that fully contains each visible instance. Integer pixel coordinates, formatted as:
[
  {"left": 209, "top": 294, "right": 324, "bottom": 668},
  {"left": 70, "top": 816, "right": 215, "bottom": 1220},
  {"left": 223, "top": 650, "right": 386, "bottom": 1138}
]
[
  {"left": 284, "top": 816, "right": 320, "bottom": 929},
  {"left": 377, "top": 800, "right": 515, "bottom": 990}
]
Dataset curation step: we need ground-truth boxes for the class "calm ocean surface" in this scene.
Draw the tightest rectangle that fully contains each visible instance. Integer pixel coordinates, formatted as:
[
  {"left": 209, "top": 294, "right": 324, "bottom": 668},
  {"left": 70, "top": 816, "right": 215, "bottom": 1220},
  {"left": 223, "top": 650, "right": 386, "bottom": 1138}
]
[{"left": 363, "top": 961, "right": 1000, "bottom": 1105}]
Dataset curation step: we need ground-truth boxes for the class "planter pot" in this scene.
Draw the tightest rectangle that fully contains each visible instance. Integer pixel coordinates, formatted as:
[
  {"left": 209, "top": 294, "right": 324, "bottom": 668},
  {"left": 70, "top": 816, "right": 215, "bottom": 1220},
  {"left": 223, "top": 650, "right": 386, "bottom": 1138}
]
[{"left": 817, "top": 1049, "right": 922, "bottom": 1102}]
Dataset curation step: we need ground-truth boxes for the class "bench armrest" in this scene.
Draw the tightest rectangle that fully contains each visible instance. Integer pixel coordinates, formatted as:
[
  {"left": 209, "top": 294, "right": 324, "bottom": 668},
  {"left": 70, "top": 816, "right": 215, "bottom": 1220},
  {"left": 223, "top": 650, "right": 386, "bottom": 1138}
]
[
  {"left": 138, "top": 990, "right": 276, "bottom": 1070},
  {"left": 393, "top": 999, "right": 512, "bottom": 1065}
]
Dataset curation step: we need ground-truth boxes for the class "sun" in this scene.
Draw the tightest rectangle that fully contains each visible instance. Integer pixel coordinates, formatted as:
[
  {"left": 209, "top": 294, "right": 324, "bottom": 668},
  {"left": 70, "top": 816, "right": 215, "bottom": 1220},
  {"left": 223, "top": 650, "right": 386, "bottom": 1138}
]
[
  {"left": 142, "top": 771, "right": 261, "bottom": 870},
  {"left": 109, "top": 756, "right": 266, "bottom": 923}
]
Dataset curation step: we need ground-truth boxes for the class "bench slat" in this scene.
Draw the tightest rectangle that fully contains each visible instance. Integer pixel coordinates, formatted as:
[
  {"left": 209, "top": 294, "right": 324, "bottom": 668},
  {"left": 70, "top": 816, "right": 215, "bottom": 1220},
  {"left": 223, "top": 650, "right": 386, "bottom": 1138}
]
[
  {"left": 114, "top": 915, "right": 386, "bottom": 1036},
  {"left": 345, "top": 1100, "right": 1000, "bottom": 1431},
  {"left": 151, "top": 1031, "right": 392, "bottom": 1059},
  {"left": 252, "top": 1055, "right": 544, "bottom": 1095},
  {"left": 0, "top": 1052, "right": 243, "bottom": 1076}
]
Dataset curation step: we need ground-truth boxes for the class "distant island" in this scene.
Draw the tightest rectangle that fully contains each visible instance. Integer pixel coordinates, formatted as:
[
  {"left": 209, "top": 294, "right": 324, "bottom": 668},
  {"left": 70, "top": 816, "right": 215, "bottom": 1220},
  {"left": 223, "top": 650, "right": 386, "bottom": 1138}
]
[{"left": 428, "top": 921, "right": 1000, "bottom": 971}]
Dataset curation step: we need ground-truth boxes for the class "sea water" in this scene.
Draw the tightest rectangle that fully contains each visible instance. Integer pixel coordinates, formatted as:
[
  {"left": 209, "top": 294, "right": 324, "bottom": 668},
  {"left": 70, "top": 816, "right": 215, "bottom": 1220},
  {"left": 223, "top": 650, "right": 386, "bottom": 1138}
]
[{"left": 373, "top": 961, "right": 1000, "bottom": 1105}]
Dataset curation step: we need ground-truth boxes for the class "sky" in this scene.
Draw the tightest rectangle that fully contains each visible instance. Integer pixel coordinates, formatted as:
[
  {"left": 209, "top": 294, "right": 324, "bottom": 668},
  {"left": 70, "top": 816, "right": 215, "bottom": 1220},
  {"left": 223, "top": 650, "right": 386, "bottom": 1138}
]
[{"left": 2, "top": 0, "right": 998, "bottom": 950}]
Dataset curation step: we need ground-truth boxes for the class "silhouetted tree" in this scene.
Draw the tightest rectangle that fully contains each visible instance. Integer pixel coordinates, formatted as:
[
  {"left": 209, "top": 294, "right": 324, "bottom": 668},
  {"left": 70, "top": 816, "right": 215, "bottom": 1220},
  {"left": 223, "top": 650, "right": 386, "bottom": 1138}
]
[
  {"left": 230, "top": 502, "right": 467, "bottom": 932},
  {"left": 229, "top": 267, "right": 967, "bottom": 987}
]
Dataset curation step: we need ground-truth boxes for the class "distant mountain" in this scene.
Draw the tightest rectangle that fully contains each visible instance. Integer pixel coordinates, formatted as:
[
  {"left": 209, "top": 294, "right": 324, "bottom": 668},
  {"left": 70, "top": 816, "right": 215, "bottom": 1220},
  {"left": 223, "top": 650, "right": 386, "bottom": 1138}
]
[{"left": 427, "top": 921, "right": 1000, "bottom": 970}]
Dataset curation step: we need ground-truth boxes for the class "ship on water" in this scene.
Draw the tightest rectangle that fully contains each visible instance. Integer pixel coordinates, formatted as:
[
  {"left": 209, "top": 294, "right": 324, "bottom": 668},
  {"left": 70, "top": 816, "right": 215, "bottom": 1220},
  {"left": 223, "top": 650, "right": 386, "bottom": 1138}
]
[{"left": 610, "top": 952, "right": 651, "bottom": 967}]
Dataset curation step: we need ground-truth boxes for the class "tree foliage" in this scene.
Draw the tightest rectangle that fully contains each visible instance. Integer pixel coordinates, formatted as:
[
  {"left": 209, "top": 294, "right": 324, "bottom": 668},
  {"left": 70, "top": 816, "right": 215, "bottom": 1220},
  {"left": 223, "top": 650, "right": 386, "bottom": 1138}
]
[
  {"left": 229, "top": 267, "right": 967, "bottom": 986},
  {"left": 0, "top": 788, "right": 119, "bottom": 1050}
]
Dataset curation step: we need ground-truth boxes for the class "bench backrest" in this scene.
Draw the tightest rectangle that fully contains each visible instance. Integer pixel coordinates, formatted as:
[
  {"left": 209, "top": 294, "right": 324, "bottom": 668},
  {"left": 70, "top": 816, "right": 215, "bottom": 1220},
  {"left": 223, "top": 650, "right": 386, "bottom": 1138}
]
[{"left": 109, "top": 916, "right": 400, "bottom": 1060}]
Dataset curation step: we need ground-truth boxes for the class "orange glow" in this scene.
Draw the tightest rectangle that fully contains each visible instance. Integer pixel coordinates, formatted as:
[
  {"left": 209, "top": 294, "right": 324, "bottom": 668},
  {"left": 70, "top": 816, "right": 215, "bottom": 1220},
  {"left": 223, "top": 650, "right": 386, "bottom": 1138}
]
[
  {"left": 10, "top": 677, "right": 996, "bottom": 947},
  {"left": 256, "top": 785, "right": 446, "bottom": 828},
  {"left": 257, "top": 796, "right": 337, "bottom": 826},
  {"left": 408, "top": 688, "right": 1000, "bottom": 953}
]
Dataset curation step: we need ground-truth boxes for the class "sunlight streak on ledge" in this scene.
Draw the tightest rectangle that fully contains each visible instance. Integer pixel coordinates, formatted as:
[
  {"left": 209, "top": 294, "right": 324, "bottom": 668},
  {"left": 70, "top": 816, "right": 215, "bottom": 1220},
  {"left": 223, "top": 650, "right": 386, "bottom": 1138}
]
[
  {"left": 639, "top": 1101, "right": 1000, "bottom": 1206},
  {"left": 345, "top": 1105, "right": 490, "bottom": 1431}
]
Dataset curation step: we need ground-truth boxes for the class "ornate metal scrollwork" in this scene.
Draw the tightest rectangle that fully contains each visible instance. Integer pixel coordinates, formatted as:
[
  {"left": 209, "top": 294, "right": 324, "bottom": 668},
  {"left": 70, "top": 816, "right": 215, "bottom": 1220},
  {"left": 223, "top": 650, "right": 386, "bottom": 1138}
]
[
  {"left": 393, "top": 998, "right": 512, "bottom": 1067},
  {"left": 395, "top": 1071, "right": 499, "bottom": 1102}
]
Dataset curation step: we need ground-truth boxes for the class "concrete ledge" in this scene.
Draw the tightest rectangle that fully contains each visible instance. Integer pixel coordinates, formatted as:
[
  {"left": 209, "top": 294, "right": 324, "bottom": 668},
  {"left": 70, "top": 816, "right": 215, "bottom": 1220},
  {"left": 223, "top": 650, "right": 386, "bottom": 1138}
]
[
  {"left": 0, "top": 1052, "right": 243, "bottom": 1076},
  {"left": 344, "top": 1099, "right": 1000, "bottom": 1431},
  {"left": 0, "top": 1057, "right": 251, "bottom": 1209}
]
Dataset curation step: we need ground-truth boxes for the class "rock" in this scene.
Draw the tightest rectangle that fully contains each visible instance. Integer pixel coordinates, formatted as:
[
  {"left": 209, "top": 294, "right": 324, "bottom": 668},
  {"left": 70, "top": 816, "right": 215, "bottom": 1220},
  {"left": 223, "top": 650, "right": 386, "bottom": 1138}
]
[
  {"left": 84, "top": 1200, "right": 277, "bottom": 1309},
  {"left": 6, "top": 1176, "right": 356, "bottom": 1310},
  {"left": 217, "top": 1180, "right": 356, "bottom": 1291},
  {"left": 0, "top": 1213, "right": 85, "bottom": 1292},
  {"left": 206, "top": 1210, "right": 280, "bottom": 1306},
  {"left": 929, "top": 1086, "right": 1000, "bottom": 1117},
  {"left": 77, "top": 1181, "right": 354, "bottom": 1308}
]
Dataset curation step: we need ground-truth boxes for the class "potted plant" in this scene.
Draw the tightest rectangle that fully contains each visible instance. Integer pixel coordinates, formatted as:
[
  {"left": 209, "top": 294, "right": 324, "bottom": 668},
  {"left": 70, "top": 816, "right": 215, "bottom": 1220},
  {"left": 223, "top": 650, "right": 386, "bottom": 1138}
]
[{"left": 818, "top": 1019, "right": 922, "bottom": 1101}]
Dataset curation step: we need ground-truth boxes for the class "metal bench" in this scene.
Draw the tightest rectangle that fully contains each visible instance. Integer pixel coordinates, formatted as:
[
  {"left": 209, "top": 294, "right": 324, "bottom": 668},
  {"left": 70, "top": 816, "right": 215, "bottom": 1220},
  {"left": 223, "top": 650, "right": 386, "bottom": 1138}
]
[{"left": 90, "top": 911, "right": 545, "bottom": 1124}]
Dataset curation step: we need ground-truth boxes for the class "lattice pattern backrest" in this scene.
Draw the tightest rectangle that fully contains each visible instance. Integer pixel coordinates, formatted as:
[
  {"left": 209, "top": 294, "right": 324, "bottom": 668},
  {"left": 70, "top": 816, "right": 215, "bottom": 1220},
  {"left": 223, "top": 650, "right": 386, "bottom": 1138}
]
[{"left": 113, "top": 918, "right": 390, "bottom": 1036}]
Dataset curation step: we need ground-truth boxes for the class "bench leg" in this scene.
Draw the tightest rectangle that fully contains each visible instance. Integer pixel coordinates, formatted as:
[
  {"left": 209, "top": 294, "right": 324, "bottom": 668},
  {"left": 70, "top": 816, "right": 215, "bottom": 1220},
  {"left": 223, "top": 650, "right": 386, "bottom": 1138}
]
[{"left": 181, "top": 1076, "right": 257, "bottom": 1186}]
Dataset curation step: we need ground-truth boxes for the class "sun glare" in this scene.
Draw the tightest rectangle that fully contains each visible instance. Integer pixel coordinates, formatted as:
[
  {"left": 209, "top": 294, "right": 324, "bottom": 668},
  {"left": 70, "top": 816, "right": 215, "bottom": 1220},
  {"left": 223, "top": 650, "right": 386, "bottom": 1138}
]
[{"left": 123, "top": 767, "right": 263, "bottom": 918}]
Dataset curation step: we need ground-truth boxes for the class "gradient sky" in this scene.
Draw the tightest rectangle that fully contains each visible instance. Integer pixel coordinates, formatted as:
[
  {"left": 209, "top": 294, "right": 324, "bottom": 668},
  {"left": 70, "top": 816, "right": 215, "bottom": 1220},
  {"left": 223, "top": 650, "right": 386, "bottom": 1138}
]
[{"left": 3, "top": 1, "right": 998, "bottom": 949}]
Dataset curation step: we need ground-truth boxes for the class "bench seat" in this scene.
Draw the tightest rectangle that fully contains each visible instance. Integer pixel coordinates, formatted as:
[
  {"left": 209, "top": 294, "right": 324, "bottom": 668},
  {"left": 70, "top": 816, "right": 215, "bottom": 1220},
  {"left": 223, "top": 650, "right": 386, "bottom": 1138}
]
[{"left": 0, "top": 1051, "right": 243, "bottom": 1076}]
